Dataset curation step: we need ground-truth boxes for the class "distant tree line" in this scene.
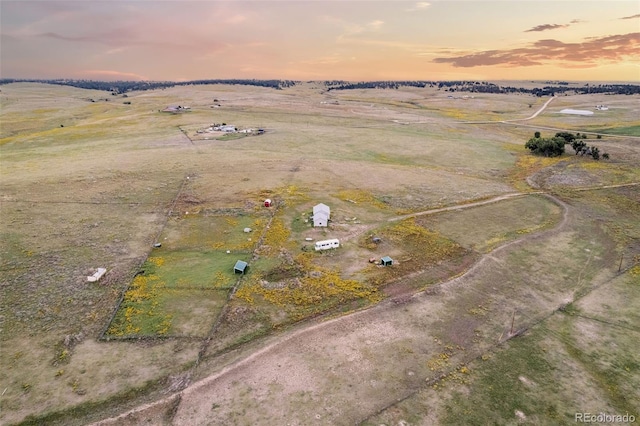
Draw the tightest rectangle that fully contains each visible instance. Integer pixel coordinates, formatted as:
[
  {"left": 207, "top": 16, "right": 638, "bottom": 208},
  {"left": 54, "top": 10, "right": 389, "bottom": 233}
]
[
  {"left": 325, "top": 80, "right": 640, "bottom": 96},
  {"left": 325, "top": 81, "right": 435, "bottom": 90},
  {"left": 2, "top": 78, "right": 638, "bottom": 96},
  {"left": 0, "top": 78, "right": 298, "bottom": 93}
]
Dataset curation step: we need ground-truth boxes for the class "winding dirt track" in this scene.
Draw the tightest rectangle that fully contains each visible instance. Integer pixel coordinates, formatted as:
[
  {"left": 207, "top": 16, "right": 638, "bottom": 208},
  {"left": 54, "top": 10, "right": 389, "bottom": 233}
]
[{"left": 92, "top": 187, "right": 587, "bottom": 426}]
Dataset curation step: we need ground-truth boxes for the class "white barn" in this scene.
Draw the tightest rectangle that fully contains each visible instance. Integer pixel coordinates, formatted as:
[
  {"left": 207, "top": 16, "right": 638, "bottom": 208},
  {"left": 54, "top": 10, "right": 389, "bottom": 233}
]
[{"left": 313, "top": 203, "right": 330, "bottom": 227}]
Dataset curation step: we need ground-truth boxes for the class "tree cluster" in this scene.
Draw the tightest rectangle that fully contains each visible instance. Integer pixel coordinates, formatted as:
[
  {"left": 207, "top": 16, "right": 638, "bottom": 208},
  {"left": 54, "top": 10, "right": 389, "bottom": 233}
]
[
  {"left": 525, "top": 136, "right": 566, "bottom": 157},
  {"left": 569, "top": 140, "right": 606, "bottom": 160},
  {"left": 526, "top": 131, "right": 609, "bottom": 160},
  {"left": 554, "top": 131, "right": 609, "bottom": 160}
]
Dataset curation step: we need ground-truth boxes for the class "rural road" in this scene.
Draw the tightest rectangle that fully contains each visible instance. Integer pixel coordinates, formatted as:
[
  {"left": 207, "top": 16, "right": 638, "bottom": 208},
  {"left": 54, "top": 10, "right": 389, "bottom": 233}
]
[
  {"left": 516, "top": 95, "right": 556, "bottom": 121},
  {"left": 461, "top": 95, "right": 556, "bottom": 124},
  {"left": 388, "top": 191, "right": 541, "bottom": 222}
]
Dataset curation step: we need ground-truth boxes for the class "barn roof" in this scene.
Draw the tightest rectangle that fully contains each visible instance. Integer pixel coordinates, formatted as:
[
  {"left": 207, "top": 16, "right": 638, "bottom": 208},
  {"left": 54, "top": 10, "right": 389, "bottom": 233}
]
[{"left": 313, "top": 203, "right": 330, "bottom": 214}]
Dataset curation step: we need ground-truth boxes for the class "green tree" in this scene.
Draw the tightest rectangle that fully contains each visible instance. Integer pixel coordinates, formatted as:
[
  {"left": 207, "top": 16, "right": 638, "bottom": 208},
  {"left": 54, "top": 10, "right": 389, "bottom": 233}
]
[
  {"left": 591, "top": 147, "right": 600, "bottom": 160},
  {"left": 571, "top": 140, "right": 587, "bottom": 154},
  {"left": 555, "top": 132, "right": 576, "bottom": 144},
  {"left": 525, "top": 137, "right": 565, "bottom": 157}
]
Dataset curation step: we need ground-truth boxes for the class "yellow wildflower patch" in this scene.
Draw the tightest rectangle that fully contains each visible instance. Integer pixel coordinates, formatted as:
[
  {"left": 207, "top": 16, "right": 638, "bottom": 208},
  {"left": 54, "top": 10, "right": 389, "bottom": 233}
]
[
  {"left": 212, "top": 271, "right": 231, "bottom": 288},
  {"left": 334, "top": 189, "right": 388, "bottom": 210},
  {"left": 508, "top": 154, "right": 563, "bottom": 191},
  {"left": 147, "top": 257, "right": 165, "bottom": 266},
  {"left": 384, "top": 219, "right": 461, "bottom": 257},
  {"left": 234, "top": 255, "right": 381, "bottom": 321},
  {"left": 107, "top": 273, "right": 173, "bottom": 337},
  {"left": 261, "top": 217, "right": 291, "bottom": 255}
]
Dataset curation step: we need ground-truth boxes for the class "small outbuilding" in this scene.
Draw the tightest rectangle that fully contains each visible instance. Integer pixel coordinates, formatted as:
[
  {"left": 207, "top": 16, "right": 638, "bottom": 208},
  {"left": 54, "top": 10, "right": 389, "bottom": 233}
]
[
  {"left": 380, "top": 256, "right": 393, "bottom": 266},
  {"left": 264, "top": 199, "right": 272, "bottom": 207},
  {"left": 234, "top": 260, "right": 248, "bottom": 274},
  {"left": 313, "top": 203, "right": 330, "bottom": 227}
]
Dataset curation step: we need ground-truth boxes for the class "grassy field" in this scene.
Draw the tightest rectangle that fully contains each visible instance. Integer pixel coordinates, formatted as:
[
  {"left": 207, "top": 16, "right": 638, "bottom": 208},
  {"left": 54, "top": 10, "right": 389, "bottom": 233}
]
[
  {"left": 0, "top": 82, "right": 638, "bottom": 425},
  {"left": 419, "top": 194, "right": 562, "bottom": 252}
]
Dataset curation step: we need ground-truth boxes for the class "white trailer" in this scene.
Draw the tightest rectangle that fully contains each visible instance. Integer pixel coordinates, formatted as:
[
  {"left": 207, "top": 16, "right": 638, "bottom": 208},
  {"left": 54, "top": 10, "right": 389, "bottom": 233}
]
[
  {"left": 315, "top": 238, "right": 340, "bottom": 251},
  {"left": 87, "top": 267, "right": 107, "bottom": 282}
]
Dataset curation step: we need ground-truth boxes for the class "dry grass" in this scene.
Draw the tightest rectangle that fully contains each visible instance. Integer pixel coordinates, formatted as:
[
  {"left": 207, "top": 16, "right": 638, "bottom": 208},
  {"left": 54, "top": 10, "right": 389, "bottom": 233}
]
[
  {"left": 420, "top": 194, "right": 562, "bottom": 252},
  {"left": 1, "top": 82, "right": 638, "bottom": 425}
]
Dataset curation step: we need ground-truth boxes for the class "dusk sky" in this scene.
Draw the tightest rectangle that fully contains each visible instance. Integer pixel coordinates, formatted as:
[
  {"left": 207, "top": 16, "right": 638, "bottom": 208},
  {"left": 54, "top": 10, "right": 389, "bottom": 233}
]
[{"left": 1, "top": 1, "right": 639, "bottom": 82}]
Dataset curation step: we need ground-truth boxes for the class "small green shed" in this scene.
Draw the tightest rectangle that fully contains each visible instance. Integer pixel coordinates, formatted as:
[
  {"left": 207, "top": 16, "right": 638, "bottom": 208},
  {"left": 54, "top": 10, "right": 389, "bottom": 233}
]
[
  {"left": 380, "top": 256, "right": 393, "bottom": 266},
  {"left": 234, "top": 260, "right": 248, "bottom": 274}
]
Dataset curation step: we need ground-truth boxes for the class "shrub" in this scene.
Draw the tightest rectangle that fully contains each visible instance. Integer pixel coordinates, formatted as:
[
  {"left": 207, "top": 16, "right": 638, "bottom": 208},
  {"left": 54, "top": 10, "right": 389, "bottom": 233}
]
[
  {"left": 555, "top": 132, "right": 576, "bottom": 143},
  {"left": 571, "top": 140, "right": 587, "bottom": 154},
  {"left": 525, "top": 137, "right": 565, "bottom": 157}
]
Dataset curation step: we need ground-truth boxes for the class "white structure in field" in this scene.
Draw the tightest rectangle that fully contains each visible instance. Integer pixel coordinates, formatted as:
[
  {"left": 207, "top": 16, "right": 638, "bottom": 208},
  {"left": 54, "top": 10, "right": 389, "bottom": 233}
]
[
  {"left": 559, "top": 109, "right": 593, "bottom": 116},
  {"left": 313, "top": 203, "right": 330, "bottom": 227},
  {"left": 315, "top": 239, "right": 340, "bottom": 251},
  {"left": 87, "top": 268, "right": 107, "bottom": 282}
]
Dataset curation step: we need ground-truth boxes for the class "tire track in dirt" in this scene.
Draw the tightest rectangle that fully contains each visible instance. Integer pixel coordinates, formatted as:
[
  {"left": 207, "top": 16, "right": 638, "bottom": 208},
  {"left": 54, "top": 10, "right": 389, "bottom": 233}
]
[{"left": 388, "top": 191, "right": 543, "bottom": 222}]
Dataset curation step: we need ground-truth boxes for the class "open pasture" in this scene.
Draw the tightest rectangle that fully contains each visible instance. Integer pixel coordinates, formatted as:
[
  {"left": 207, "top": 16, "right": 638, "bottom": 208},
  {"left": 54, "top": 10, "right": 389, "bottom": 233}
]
[
  {"left": 420, "top": 194, "right": 562, "bottom": 252},
  {"left": 529, "top": 93, "right": 640, "bottom": 136},
  {"left": 1, "top": 82, "right": 639, "bottom": 425}
]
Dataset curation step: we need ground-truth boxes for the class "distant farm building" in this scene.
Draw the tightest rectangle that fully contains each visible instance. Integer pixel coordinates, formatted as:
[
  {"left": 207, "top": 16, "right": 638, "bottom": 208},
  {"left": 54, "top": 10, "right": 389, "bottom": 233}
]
[
  {"left": 264, "top": 199, "right": 272, "bottom": 207},
  {"left": 313, "top": 203, "right": 330, "bottom": 227},
  {"left": 315, "top": 239, "right": 340, "bottom": 251},
  {"left": 162, "top": 105, "right": 190, "bottom": 113},
  {"left": 559, "top": 109, "right": 593, "bottom": 116},
  {"left": 380, "top": 256, "right": 393, "bottom": 266},
  {"left": 220, "top": 125, "right": 237, "bottom": 133},
  {"left": 234, "top": 260, "right": 248, "bottom": 274}
]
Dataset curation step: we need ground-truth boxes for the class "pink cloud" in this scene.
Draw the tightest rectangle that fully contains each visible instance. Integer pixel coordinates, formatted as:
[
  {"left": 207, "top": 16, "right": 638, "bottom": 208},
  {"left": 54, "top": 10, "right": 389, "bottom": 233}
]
[
  {"left": 433, "top": 32, "right": 640, "bottom": 68},
  {"left": 525, "top": 24, "right": 569, "bottom": 32}
]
